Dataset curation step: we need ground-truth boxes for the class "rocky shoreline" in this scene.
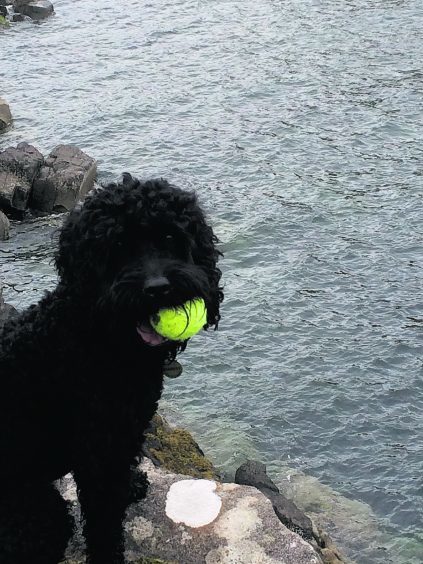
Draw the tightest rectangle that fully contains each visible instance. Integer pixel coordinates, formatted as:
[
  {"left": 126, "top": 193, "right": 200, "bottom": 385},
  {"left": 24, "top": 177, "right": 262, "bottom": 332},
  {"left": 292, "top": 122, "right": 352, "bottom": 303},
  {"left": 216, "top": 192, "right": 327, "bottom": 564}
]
[
  {"left": 140, "top": 415, "right": 345, "bottom": 564},
  {"left": 57, "top": 414, "right": 345, "bottom": 564}
]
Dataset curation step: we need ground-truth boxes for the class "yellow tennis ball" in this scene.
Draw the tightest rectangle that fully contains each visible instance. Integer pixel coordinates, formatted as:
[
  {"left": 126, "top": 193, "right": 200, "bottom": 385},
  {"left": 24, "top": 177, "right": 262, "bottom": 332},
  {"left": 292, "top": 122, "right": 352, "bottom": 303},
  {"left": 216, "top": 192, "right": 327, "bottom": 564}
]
[{"left": 150, "top": 298, "right": 207, "bottom": 341}]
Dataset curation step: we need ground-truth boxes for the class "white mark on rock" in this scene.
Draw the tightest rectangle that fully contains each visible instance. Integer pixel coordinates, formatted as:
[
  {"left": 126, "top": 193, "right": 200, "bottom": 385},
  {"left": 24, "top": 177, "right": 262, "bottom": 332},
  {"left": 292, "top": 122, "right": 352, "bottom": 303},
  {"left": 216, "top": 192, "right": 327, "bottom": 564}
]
[
  {"left": 166, "top": 479, "right": 222, "bottom": 528},
  {"left": 214, "top": 496, "right": 259, "bottom": 543}
]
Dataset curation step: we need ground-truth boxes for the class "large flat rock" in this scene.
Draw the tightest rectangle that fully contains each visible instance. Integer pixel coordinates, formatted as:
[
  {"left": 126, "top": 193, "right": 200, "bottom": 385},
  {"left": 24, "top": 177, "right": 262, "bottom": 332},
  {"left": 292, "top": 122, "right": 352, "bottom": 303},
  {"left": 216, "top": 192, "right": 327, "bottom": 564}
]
[{"left": 60, "top": 460, "right": 323, "bottom": 564}]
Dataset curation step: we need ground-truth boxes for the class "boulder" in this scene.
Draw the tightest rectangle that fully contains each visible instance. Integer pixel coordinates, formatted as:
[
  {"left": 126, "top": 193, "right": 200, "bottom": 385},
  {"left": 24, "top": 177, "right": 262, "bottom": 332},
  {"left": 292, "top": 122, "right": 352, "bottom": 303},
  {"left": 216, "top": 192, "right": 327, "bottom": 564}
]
[
  {"left": 31, "top": 145, "right": 97, "bottom": 214},
  {"left": 0, "top": 283, "right": 18, "bottom": 331},
  {"left": 235, "top": 461, "right": 345, "bottom": 564},
  {"left": 236, "top": 461, "right": 315, "bottom": 540},
  {"left": 0, "top": 6, "right": 7, "bottom": 16},
  {"left": 60, "top": 459, "right": 324, "bottom": 564},
  {"left": 0, "top": 97, "right": 12, "bottom": 132},
  {"left": 0, "top": 142, "right": 44, "bottom": 184},
  {"left": 0, "top": 142, "right": 44, "bottom": 213},
  {"left": 13, "top": 0, "right": 53, "bottom": 20},
  {"left": 11, "top": 12, "right": 26, "bottom": 21},
  {"left": 0, "top": 209, "right": 10, "bottom": 240},
  {"left": 0, "top": 171, "right": 32, "bottom": 212}
]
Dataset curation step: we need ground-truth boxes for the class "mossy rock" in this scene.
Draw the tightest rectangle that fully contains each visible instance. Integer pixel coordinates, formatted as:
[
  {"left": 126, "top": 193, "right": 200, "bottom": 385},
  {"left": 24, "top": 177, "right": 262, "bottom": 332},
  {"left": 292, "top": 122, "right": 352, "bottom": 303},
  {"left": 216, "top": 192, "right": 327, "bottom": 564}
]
[
  {"left": 143, "top": 414, "right": 218, "bottom": 480},
  {"left": 0, "top": 15, "right": 10, "bottom": 27}
]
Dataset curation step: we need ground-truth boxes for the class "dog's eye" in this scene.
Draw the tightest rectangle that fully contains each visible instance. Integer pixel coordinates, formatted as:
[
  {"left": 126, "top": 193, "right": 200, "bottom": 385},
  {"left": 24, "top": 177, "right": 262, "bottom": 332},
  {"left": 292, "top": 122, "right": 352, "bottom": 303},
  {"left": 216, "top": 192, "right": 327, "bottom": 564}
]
[{"left": 165, "top": 234, "right": 173, "bottom": 241}]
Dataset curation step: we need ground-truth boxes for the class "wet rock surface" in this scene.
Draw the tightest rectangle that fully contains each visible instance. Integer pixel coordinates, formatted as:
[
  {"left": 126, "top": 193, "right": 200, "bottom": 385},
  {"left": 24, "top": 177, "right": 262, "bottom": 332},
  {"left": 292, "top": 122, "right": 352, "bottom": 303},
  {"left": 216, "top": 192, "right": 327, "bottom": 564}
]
[
  {"left": 31, "top": 144, "right": 97, "bottom": 213},
  {"left": 11, "top": 0, "right": 53, "bottom": 20},
  {"left": 0, "top": 142, "right": 44, "bottom": 213},
  {"left": 0, "top": 143, "right": 96, "bottom": 216}
]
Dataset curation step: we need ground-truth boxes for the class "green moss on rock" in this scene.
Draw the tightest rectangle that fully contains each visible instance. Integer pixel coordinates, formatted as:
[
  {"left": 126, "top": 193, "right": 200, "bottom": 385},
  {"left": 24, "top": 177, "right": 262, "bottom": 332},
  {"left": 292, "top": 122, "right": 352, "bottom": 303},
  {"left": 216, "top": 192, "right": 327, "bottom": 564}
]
[{"left": 143, "top": 414, "right": 218, "bottom": 480}]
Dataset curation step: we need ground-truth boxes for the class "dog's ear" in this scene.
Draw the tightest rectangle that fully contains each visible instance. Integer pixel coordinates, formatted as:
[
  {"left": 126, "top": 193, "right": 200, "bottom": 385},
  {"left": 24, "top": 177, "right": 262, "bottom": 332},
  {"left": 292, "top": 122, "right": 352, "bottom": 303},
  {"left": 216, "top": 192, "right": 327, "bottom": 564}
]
[
  {"left": 55, "top": 187, "right": 127, "bottom": 289},
  {"left": 190, "top": 211, "right": 224, "bottom": 330}
]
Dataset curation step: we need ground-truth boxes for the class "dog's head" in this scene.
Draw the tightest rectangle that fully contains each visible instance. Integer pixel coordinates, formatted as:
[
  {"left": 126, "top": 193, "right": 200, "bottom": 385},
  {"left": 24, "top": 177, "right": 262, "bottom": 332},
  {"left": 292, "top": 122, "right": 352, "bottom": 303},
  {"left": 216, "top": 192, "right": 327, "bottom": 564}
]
[{"left": 55, "top": 174, "right": 223, "bottom": 354}]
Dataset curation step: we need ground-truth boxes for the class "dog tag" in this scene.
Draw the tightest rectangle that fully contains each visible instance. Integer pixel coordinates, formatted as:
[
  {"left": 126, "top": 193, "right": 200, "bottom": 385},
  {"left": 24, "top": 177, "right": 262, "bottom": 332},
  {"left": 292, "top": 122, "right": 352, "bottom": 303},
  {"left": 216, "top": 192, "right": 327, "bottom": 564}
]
[{"left": 163, "top": 360, "right": 183, "bottom": 379}]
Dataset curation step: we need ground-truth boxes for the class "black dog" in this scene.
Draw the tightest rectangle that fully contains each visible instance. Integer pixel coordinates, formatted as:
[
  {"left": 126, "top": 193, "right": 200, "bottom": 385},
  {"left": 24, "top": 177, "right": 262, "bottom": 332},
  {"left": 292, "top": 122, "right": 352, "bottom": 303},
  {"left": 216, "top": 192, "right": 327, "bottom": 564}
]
[{"left": 0, "top": 174, "right": 223, "bottom": 564}]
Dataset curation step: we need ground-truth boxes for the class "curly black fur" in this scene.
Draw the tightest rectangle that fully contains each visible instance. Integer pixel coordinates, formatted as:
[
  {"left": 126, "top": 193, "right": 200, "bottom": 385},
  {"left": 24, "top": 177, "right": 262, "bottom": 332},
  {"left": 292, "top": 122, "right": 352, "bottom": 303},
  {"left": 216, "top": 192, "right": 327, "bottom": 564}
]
[{"left": 0, "top": 175, "right": 223, "bottom": 564}]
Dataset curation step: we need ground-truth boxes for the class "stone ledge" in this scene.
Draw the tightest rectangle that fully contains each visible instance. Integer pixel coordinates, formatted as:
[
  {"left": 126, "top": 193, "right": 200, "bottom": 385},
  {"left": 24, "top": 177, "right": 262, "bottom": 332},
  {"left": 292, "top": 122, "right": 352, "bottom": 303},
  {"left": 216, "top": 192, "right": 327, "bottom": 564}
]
[{"left": 60, "top": 459, "right": 324, "bottom": 564}]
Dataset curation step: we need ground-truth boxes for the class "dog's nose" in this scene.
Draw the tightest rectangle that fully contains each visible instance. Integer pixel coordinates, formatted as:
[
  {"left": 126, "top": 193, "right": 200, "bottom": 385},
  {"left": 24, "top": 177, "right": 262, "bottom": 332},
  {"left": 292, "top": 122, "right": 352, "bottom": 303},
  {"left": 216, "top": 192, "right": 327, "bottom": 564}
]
[{"left": 143, "top": 276, "right": 171, "bottom": 298}]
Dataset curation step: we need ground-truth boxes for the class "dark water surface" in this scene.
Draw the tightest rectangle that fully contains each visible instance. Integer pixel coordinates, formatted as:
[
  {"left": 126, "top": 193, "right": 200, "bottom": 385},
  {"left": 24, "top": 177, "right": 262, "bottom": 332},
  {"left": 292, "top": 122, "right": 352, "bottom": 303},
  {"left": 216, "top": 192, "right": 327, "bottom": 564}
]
[{"left": 1, "top": 1, "right": 422, "bottom": 562}]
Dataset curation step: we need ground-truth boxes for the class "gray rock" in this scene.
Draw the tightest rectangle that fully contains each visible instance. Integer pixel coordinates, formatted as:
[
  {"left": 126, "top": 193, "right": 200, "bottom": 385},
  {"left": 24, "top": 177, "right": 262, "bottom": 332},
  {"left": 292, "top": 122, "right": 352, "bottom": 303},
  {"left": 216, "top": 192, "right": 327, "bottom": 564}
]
[
  {"left": 14, "top": 0, "right": 53, "bottom": 20},
  {"left": 11, "top": 12, "right": 26, "bottom": 21},
  {"left": 0, "top": 1, "right": 13, "bottom": 6},
  {"left": 0, "top": 6, "right": 7, "bottom": 16},
  {"left": 0, "top": 97, "right": 12, "bottom": 132},
  {"left": 31, "top": 145, "right": 97, "bottom": 214},
  {"left": 0, "top": 283, "right": 18, "bottom": 331},
  {"left": 235, "top": 461, "right": 345, "bottom": 564},
  {"left": 0, "top": 171, "right": 32, "bottom": 212},
  {"left": 0, "top": 209, "right": 10, "bottom": 240},
  {"left": 59, "top": 459, "right": 323, "bottom": 564},
  {"left": 0, "top": 142, "right": 44, "bottom": 184},
  {"left": 0, "top": 143, "right": 44, "bottom": 213},
  {"left": 235, "top": 460, "right": 280, "bottom": 493},
  {"left": 235, "top": 461, "right": 314, "bottom": 540}
]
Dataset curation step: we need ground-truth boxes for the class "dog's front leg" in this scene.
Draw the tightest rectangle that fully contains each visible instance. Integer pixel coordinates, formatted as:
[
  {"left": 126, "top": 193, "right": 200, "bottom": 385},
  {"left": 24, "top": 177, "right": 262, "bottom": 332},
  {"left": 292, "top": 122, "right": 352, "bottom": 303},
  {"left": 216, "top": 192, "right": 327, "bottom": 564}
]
[{"left": 74, "top": 458, "right": 132, "bottom": 564}]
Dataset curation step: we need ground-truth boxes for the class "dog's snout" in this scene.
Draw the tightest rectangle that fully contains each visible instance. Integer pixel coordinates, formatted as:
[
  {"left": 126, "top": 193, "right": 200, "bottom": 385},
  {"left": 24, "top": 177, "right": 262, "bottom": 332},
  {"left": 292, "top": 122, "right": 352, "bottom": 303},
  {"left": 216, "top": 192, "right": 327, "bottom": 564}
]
[{"left": 143, "top": 276, "right": 171, "bottom": 298}]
